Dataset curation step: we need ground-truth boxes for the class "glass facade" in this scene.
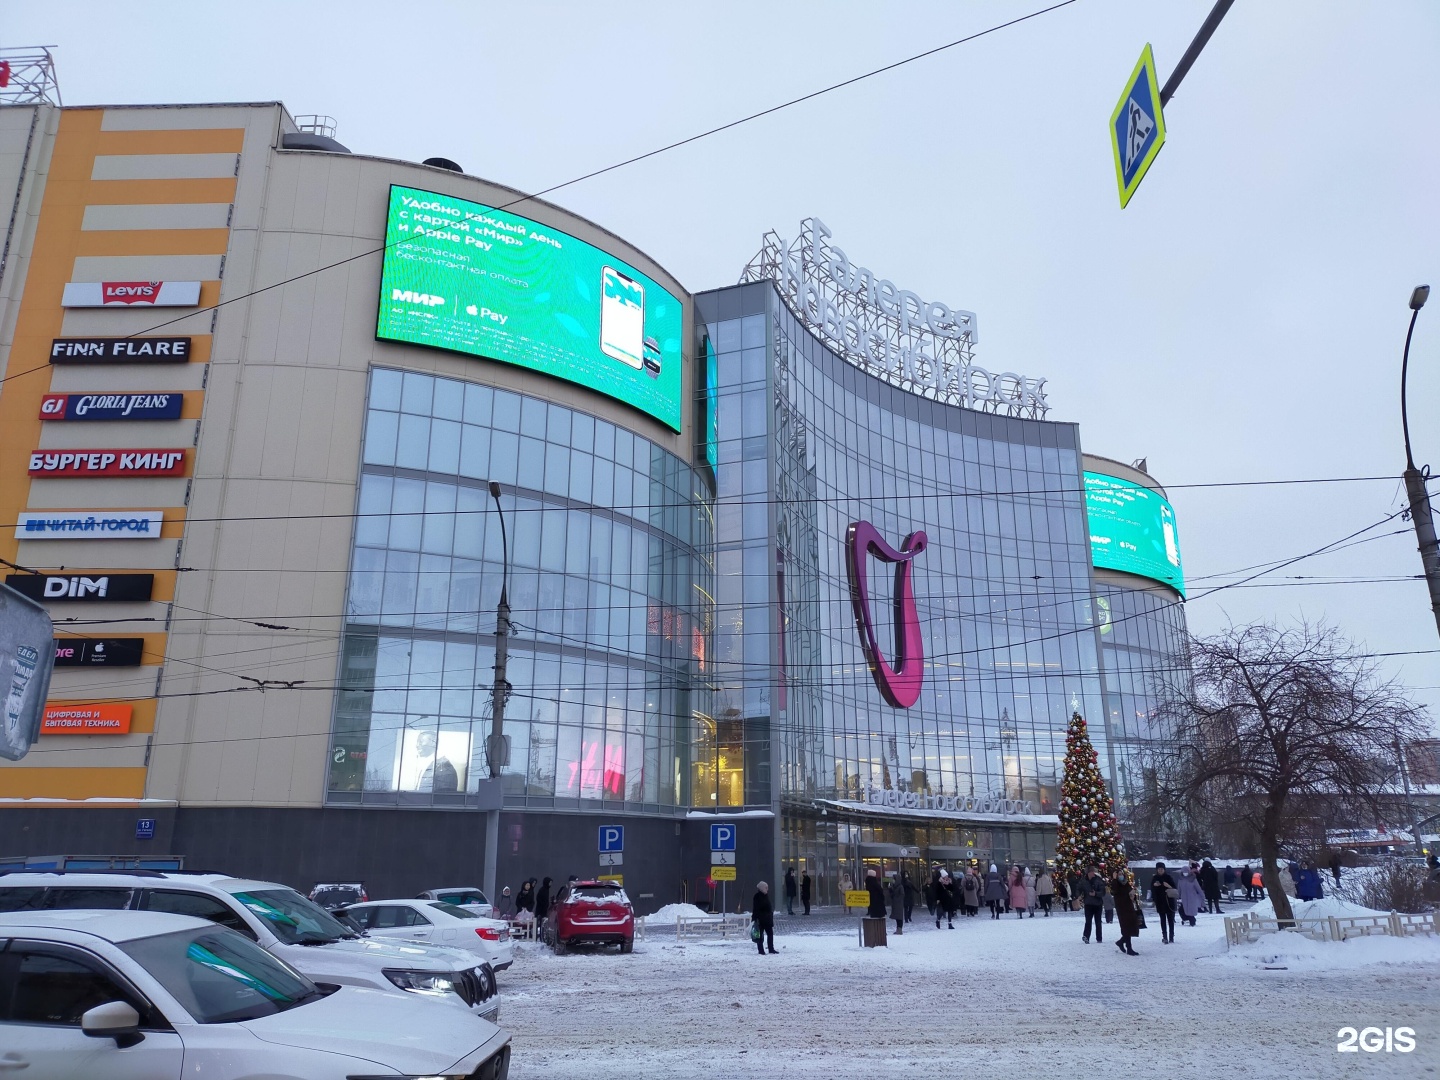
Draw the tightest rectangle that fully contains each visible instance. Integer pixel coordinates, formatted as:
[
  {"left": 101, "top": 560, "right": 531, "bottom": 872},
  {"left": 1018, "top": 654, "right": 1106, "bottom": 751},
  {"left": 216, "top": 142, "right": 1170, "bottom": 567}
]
[
  {"left": 699, "top": 283, "right": 1112, "bottom": 902},
  {"left": 1096, "top": 580, "right": 1189, "bottom": 818},
  {"left": 326, "top": 368, "right": 713, "bottom": 812}
]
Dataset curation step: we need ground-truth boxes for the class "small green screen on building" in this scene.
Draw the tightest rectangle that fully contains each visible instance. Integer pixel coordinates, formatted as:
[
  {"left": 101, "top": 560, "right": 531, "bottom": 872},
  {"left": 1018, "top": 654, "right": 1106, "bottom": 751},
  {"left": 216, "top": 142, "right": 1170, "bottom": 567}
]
[
  {"left": 1084, "top": 472, "right": 1185, "bottom": 596},
  {"left": 376, "top": 185, "right": 684, "bottom": 431}
]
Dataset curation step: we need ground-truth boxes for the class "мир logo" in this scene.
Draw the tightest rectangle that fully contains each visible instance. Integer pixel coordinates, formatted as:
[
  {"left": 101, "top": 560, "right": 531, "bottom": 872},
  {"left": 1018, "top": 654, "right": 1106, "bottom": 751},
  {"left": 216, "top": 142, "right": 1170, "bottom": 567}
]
[{"left": 845, "top": 521, "right": 928, "bottom": 709}]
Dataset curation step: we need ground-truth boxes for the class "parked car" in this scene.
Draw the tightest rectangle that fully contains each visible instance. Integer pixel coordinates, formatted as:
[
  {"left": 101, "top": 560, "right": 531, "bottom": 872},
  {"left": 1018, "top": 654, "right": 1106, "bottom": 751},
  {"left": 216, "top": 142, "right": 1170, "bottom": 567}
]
[
  {"left": 0, "top": 870, "right": 499, "bottom": 1022},
  {"left": 0, "top": 908, "right": 509, "bottom": 1080},
  {"left": 343, "top": 898, "right": 513, "bottom": 972},
  {"left": 307, "top": 882, "right": 367, "bottom": 910},
  {"left": 415, "top": 886, "right": 494, "bottom": 917},
  {"left": 544, "top": 879, "right": 635, "bottom": 954}
]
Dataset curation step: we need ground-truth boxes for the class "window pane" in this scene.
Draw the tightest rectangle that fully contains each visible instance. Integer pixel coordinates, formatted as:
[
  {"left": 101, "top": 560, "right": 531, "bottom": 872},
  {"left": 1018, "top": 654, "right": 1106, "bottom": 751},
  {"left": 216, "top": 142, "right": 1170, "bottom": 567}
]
[
  {"left": 395, "top": 414, "right": 431, "bottom": 471},
  {"left": 363, "top": 409, "right": 398, "bottom": 466},
  {"left": 400, "top": 371, "right": 433, "bottom": 415},
  {"left": 370, "top": 368, "right": 403, "bottom": 409}
]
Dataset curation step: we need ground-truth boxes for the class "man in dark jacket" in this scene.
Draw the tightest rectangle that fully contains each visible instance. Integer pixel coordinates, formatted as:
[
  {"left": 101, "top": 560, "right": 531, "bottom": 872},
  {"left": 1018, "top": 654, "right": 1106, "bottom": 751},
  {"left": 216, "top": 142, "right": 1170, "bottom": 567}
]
[
  {"left": 752, "top": 881, "right": 776, "bottom": 954},
  {"left": 865, "top": 868, "right": 887, "bottom": 919},
  {"left": 1240, "top": 863, "right": 1254, "bottom": 901},
  {"left": 901, "top": 870, "right": 917, "bottom": 924},
  {"left": 1081, "top": 865, "right": 1107, "bottom": 944},
  {"left": 1110, "top": 871, "right": 1141, "bottom": 955},
  {"left": 888, "top": 876, "right": 905, "bottom": 934},
  {"left": 1150, "top": 862, "right": 1178, "bottom": 943},
  {"left": 534, "top": 877, "right": 552, "bottom": 923},
  {"left": 784, "top": 868, "right": 798, "bottom": 916},
  {"left": 1199, "top": 860, "right": 1222, "bottom": 914},
  {"left": 800, "top": 870, "right": 812, "bottom": 915}
]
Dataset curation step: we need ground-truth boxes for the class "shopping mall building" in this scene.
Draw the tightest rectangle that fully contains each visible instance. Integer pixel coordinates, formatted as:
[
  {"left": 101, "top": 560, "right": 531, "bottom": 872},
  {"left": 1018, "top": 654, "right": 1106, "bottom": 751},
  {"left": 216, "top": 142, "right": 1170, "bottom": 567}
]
[{"left": 0, "top": 100, "right": 1187, "bottom": 908}]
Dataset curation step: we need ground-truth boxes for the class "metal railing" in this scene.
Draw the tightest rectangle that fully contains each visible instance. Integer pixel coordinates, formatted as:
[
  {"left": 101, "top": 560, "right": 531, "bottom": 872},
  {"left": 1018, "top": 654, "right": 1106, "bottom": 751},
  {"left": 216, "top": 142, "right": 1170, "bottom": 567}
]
[{"left": 1223, "top": 909, "right": 1439, "bottom": 948}]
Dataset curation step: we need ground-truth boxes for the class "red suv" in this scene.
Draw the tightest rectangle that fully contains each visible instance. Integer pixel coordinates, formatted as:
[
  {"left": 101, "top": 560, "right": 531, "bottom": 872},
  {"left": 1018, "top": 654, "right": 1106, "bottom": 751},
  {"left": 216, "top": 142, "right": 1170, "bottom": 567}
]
[{"left": 547, "top": 880, "right": 635, "bottom": 954}]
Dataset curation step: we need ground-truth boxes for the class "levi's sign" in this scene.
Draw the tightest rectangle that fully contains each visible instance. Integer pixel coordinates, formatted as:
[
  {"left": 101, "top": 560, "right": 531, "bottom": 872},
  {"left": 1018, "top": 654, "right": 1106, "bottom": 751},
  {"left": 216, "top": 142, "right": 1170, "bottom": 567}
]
[
  {"left": 50, "top": 338, "right": 192, "bottom": 363},
  {"left": 40, "top": 393, "right": 183, "bottom": 421},
  {"left": 16, "top": 511, "right": 164, "bottom": 540},
  {"left": 5, "top": 574, "right": 155, "bottom": 603},
  {"left": 53, "top": 638, "right": 145, "bottom": 667},
  {"left": 28, "top": 449, "right": 186, "bottom": 477},
  {"left": 61, "top": 281, "right": 201, "bottom": 308}
]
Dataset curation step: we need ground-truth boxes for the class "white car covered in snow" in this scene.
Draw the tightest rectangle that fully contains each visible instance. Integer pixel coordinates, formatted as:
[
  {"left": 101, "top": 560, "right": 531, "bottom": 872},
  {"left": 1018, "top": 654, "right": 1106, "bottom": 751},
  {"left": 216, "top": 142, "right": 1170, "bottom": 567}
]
[
  {"left": 0, "top": 909, "right": 509, "bottom": 1080},
  {"left": 343, "top": 898, "right": 514, "bottom": 972}
]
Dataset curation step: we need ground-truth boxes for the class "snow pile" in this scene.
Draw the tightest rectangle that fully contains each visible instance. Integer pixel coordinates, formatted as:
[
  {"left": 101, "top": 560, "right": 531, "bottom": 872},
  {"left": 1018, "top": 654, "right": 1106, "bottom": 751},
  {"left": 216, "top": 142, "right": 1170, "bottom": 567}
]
[
  {"left": 1247, "top": 895, "right": 1382, "bottom": 920},
  {"left": 1201, "top": 929, "right": 1440, "bottom": 972},
  {"left": 642, "top": 903, "right": 713, "bottom": 925}
]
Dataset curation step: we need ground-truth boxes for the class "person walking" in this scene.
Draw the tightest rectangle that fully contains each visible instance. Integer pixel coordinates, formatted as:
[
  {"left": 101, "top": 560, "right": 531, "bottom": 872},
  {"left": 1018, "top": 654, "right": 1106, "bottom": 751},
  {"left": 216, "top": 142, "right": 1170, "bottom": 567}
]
[
  {"left": 800, "top": 870, "right": 812, "bottom": 915},
  {"left": 1222, "top": 864, "right": 1237, "bottom": 902},
  {"left": 1297, "top": 860, "right": 1324, "bottom": 902},
  {"left": 901, "top": 870, "right": 917, "bottom": 924},
  {"left": 983, "top": 864, "right": 1005, "bottom": 919},
  {"left": 752, "top": 881, "right": 777, "bottom": 955},
  {"left": 865, "top": 868, "right": 887, "bottom": 920},
  {"left": 1328, "top": 851, "right": 1343, "bottom": 886},
  {"left": 938, "top": 871, "right": 958, "bottom": 929},
  {"left": 784, "top": 868, "right": 798, "bottom": 916},
  {"left": 1110, "top": 871, "right": 1142, "bottom": 956},
  {"left": 1023, "top": 867, "right": 1038, "bottom": 917},
  {"left": 534, "top": 877, "right": 551, "bottom": 924},
  {"left": 1199, "top": 860, "right": 1222, "bottom": 914},
  {"left": 1035, "top": 868, "right": 1054, "bottom": 916},
  {"left": 1054, "top": 873, "right": 1070, "bottom": 912},
  {"left": 1102, "top": 879, "right": 1116, "bottom": 925},
  {"left": 888, "top": 875, "right": 905, "bottom": 935},
  {"left": 1176, "top": 862, "right": 1204, "bottom": 926},
  {"left": 1250, "top": 867, "right": 1266, "bottom": 900},
  {"left": 961, "top": 866, "right": 981, "bottom": 916},
  {"left": 1149, "top": 862, "right": 1178, "bottom": 943},
  {"left": 1081, "top": 865, "right": 1106, "bottom": 943},
  {"left": 495, "top": 886, "right": 515, "bottom": 920},
  {"left": 1239, "top": 863, "right": 1254, "bottom": 901},
  {"left": 1008, "top": 866, "right": 1028, "bottom": 919}
]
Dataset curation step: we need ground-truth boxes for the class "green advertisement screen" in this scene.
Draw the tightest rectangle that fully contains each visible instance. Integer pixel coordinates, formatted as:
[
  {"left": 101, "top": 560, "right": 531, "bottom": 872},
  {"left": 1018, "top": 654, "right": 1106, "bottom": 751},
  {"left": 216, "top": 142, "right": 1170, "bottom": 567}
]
[
  {"left": 376, "top": 185, "right": 684, "bottom": 431},
  {"left": 1084, "top": 472, "right": 1185, "bottom": 596}
]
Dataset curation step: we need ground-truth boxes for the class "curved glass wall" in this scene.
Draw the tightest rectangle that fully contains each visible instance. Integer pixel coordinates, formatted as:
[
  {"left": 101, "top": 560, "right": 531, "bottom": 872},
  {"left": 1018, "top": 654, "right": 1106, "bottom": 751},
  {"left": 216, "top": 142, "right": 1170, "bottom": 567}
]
[
  {"left": 326, "top": 368, "right": 713, "bottom": 811},
  {"left": 699, "top": 283, "right": 1110, "bottom": 894},
  {"left": 1095, "top": 580, "right": 1188, "bottom": 818}
]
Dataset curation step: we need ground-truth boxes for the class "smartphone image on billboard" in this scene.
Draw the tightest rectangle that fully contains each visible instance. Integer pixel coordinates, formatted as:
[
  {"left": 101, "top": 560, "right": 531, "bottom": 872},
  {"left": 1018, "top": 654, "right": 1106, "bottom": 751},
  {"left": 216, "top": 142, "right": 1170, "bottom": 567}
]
[
  {"left": 600, "top": 266, "right": 645, "bottom": 369},
  {"left": 643, "top": 337, "right": 661, "bottom": 379}
]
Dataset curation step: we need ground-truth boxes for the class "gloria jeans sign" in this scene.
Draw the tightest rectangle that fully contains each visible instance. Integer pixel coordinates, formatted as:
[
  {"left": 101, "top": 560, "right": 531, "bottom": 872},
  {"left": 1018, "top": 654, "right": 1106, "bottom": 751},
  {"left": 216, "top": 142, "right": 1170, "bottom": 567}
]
[{"left": 40, "top": 393, "right": 183, "bottom": 421}]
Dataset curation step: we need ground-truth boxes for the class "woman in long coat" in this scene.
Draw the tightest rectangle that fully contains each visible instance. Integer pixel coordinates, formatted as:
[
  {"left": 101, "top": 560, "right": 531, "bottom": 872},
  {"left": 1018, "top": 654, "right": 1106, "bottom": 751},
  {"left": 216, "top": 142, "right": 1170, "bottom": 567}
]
[
  {"left": 983, "top": 864, "right": 1006, "bottom": 919},
  {"left": 960, "top": 867, "right": 981, "bottom": 916},
  {"left": 1110, "top": 871, "right": 1141, "bottom": 955},
  {"left": 1023, "top": 868, "right": 1038, "bottom": 918},
  {"left": 1035, "top": 868, "right": 1055, "bottom": 916},
  {"left": 1176, "top": 862, "right": 1205, "bottom": 926},
  {"left": 1008, "top": 866, "right": 1028, "bottom": 919}
]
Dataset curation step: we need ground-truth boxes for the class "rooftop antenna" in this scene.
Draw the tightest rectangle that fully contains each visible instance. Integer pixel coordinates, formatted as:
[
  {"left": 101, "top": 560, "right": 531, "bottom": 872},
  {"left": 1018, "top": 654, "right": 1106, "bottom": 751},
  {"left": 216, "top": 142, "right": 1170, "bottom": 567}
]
[{"left": 0, "top": 47, "right": 61, "bottom": 106}]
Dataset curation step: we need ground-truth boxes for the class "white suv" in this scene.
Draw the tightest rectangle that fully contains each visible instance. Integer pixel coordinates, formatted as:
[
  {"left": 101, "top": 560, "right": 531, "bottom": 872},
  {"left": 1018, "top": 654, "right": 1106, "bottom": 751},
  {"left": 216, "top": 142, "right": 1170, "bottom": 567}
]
[
  {"left": 0, "top": 909, "right": 510, "bottom": 1079},
  {"left": 0, "top": 871, "right": 500, "bottom": 1022}
]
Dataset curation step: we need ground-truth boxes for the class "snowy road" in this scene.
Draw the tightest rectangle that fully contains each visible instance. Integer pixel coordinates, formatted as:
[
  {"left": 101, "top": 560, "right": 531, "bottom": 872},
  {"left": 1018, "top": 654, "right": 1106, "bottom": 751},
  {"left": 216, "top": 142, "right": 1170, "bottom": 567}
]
[{"left": 500, "top": 906, "right": 1440, "bottom": 1078}]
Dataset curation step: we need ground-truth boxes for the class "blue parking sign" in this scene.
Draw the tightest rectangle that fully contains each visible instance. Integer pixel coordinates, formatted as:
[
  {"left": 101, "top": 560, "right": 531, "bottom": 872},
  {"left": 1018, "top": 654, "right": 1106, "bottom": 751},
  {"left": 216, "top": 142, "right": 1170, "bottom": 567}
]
[
  {"left": 710, "top": 823, "right": 735, "bottom": 851},
  {"left": 598, "top": 825, "right": 624, "bottom": 852}
]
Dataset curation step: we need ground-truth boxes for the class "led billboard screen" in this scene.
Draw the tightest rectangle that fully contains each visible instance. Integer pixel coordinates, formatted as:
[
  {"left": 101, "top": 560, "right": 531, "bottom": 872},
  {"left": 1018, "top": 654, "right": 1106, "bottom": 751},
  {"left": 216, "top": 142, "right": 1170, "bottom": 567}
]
[
  {"left": 1084, "top": 472, "right": 1185, "bottom": 596},
  {"left": 376, "top": 185, "right": 684, "bottom": 431}
]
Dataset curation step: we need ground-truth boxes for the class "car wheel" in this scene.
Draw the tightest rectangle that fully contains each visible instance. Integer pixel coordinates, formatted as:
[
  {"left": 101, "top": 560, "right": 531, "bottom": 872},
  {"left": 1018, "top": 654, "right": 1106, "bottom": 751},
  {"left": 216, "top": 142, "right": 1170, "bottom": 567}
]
[{"left": 620, "top": 939, "right": 633, "bottom": 954}]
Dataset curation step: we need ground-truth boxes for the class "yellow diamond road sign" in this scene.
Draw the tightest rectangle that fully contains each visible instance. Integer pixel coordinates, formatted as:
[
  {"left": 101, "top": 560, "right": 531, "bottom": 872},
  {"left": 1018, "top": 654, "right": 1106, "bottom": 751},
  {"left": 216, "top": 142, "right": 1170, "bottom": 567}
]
[{"left": 1110, "top": 43, "right": 1167, "bottom": 208}]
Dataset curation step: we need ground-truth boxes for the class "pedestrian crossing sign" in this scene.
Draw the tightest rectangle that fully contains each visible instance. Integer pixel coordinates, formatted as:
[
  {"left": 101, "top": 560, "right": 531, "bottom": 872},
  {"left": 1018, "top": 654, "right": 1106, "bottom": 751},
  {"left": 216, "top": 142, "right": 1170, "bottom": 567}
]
[{"left": 1110, "top": 43, "right": 1167, "bottom": 208}]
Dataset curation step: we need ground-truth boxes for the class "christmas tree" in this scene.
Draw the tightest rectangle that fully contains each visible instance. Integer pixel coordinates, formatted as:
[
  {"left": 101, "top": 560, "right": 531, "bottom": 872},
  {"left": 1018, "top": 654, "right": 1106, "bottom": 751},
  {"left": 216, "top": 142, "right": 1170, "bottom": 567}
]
[{"left": 1054, "top": 712, "right": 1128, "bottom": 884}]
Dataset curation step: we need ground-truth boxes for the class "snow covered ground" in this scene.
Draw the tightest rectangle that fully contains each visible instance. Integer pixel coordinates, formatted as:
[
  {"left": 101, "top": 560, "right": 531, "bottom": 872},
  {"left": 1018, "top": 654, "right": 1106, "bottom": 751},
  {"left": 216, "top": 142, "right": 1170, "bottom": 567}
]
[{"left": 500, "top": 904, "right": 1440, "bottom": 1078}]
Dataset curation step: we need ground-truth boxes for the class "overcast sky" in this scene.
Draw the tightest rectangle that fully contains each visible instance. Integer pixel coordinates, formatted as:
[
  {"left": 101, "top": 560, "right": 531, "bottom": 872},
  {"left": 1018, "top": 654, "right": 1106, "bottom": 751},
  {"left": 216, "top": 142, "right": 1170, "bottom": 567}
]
[{"left": 12, "top": 1, "right": 1440, "bottom": 727}]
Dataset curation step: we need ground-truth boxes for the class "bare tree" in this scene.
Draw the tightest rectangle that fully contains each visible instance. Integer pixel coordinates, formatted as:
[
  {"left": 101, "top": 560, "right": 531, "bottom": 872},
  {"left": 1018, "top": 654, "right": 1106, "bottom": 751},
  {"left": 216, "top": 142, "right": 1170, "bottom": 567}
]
[{"left": 1142, "top": 622, "right": 1428, "bottom": 924}]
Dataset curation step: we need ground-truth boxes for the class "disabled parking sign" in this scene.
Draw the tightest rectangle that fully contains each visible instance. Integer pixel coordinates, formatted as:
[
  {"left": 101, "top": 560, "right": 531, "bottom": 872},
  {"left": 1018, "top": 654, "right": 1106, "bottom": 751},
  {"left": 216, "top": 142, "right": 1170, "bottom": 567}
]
[
  {"left": 710, "top": 823, "right": 735, "bottom": 852},
  {"left": 1110, "top": 43, "right": 1167, "bottom": 208},
  {"left": 598, "top": 825, "right": 624, "bottom": 852}
]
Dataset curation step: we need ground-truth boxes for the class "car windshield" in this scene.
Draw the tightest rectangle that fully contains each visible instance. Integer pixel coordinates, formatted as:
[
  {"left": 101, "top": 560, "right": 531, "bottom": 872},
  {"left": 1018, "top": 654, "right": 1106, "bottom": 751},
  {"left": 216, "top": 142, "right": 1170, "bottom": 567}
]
[
  {"left": 572, "top": 886, "right": 627, "bottom": 904},
  {"left": 121, "top": 926, "right": 321, "bottom": 1024},
  {"left": 230, "top": 888, "right": 355, "bottom": 944},
  {"left": 311, "top": 886, "right": 363, "bottom": 907},
  {"left": 436, "top": 890, "right": 487, "bottom": 906},
  {"left": 430, "top": 902, "right": 479, "bottom": 920}
]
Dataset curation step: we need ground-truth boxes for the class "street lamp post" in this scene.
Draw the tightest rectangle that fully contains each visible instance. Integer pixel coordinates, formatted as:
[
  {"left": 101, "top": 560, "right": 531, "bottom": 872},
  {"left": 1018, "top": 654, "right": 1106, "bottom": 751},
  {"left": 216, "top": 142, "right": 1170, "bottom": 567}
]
[
  {"left": 1399, "top": 285, "right": 1440, "bottom": 640},
  {"left": 482, "top": 481, "right": 511, "bottom": 905}
]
